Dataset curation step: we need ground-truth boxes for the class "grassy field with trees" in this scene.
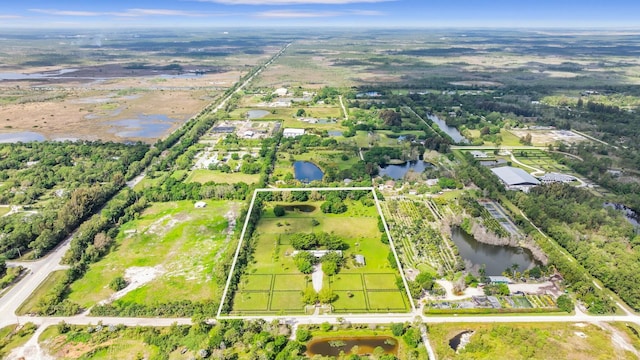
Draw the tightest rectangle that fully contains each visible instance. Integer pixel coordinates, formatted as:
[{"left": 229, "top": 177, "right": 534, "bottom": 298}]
[
  {"left": 228, "top": 191, "right": 410, "bottom": 315},
  {"left": 428, "top": 322, "right": 640, "bottom": 360},
  {"left": 64, "top": 200, "right": 239, "bottom": 312}
]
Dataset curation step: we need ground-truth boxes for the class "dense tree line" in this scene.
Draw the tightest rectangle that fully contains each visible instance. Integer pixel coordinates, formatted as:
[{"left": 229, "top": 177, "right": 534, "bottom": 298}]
[
  {"left": 511, "top": 184, "right": 635, "bottom": 312},
  {"left": 0, "top": 141, "right": 148, "bottom": 259}
]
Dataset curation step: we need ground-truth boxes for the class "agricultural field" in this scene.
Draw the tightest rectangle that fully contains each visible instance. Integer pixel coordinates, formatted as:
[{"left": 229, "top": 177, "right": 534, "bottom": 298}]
[
  {"left": 65, "top": 200, "right": 240, "bottom": 310},
  {"left": 428, "top": 322, "right": 640, "bottom": 360},
  {"left": 186, "top": 169, "right": 260, "bottom": 185},
  {"left": 381, "top": 199, "right": 460, "bottom": 275},
  {"left": 509, "top": 129, "right": 589, "bottom": 146},
  {"left": 424, "top": 294, "right": 560, "bottom": 315},
  {"left": 228, "top": 191, "right": 411, "bottom": 315},
  {"left": 511, "top": 150, "right": 579, "bottom": 176}
]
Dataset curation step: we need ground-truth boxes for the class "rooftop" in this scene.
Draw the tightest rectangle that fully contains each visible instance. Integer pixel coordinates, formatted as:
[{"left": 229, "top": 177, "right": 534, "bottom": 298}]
[{"left": 491, "top": 166, "right": 540, "bottom": 186}]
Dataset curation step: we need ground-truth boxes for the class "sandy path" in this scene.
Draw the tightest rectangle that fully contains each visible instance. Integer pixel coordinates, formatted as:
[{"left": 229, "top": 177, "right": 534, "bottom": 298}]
[
  {"left": 312, "top": 265, "right": 324, "bottom": 292},
  {"left": 7, "top": 324, "right": 54, "bottom": 360}
]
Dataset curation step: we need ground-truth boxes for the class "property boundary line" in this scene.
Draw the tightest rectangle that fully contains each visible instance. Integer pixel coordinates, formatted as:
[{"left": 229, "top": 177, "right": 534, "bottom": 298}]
[
  {"left": 217, "top": 186, "right": 414, "bottom": 318},
  {"left": 217, "top": 188, "right": 260, "bottom": 317},
  {"left": 372, "top": 188, "right": 416, "bottom": 311}
]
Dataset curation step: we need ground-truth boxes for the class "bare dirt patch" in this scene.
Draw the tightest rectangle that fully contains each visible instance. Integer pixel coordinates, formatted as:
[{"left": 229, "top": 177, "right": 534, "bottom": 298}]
[
  {"left": 596, "top": 322, "right": 640, "bottom": 358},
  {"left": 98, "top": 265, "right": 165, "bottom": 305}
]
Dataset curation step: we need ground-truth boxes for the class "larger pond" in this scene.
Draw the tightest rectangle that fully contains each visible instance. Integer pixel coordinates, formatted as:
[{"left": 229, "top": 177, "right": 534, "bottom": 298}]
[
  {"left": 107, "top": 114, "right": 176, "bottom": 138},
  {"left": 306, "top": 336, "right": 398, "bottom": 357},
  {"left": 379, "top": 160, "right": 433, "bottom": 180},
  {"left": 0, "top": 131, "right": 46, "bottom": 143},
  {"left": 451, "top": 227, "right": 537, "bottom": 275},
  {"left": 0, "top": 69, "right": 77, "bottom": 81},
  {"left": 294, "top": 161, "right": 324, "bottom": 182},
  {"left": 428, "top": 114, "right": 468, "bottom": 144}
]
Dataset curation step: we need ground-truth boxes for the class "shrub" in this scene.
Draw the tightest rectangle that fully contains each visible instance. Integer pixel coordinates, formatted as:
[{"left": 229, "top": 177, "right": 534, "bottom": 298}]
[
  {"left": 109, "top": 276, "right": 127, "bottom": 291},
  {"left": 296, "top": 328, "right": 311, "bottom": 342},
  {"left": 391, "top": 323, "right": 405, "bottom": 336},
  {"left": 273, "top": 205, "right": 285, "bottom": 217},
  {"left": 556, "top": 294, "right": 574, "bottom": 313}
]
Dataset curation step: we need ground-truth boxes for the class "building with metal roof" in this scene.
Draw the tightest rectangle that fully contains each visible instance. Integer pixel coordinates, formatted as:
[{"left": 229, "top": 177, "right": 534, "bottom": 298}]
[
  {"left": 487, "top": 276, "right": 512, "bottom": 284},
  {"left": 539, "top": 172, "right": 575, "bottom": 184},
  {"left": 491, "top": 166, "right": 540, "bottom": 187}
]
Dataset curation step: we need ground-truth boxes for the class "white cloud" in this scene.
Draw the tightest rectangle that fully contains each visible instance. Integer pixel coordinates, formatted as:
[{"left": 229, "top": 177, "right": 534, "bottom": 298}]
[
  {"left": 29, "top": 8, "right": 221, "bottom": 18},
  {"left": 122, "top": 9, "right": 210, "bottom": 17},
  {"left": 0, "top": 15, "right": 22, "bottom": 19},
  {"left": 254, "top": 10, "right": 340, "bottom": 18},
  {"left": 194, "top": 0, "right": 393, "bottom": 4},
  {"left": 29, "top": 9, "right": 102, "bottom": 16},
  {"left": 253, "top": 9, "right": 382, "bottom": 18},
  {"left": 349, "top": 9, "right": 384, "bottom": 16}
]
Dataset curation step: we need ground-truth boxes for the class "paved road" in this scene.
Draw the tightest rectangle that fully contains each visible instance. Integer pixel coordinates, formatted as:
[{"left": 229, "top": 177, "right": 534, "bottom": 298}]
[{"left": 0, "top": 234, "right": 74, "bottom": 328}]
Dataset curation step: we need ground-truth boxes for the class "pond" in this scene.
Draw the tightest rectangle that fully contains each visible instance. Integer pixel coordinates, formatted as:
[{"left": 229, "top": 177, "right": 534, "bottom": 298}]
[
  {"left": 449, "top": 331, "right": 473, "bottom": 351},
  {"left": 450, "top": 227, "right": 537, "bottom": 275},
  {"left": 327, "top": 130, "right": 343, "bottom": 137},
  {"left": 106, "top": 114, "right": 177, "bottom": 138},
  {"left": 282, "top": 204, "right": 316, "bottom": 212},
  {"left": 247, "top": 110, "right": 270, "bottom": 119},
  {"left": 0, "top": 131, "right": 46, "bottom": 143},
  {"left": 306, "top": 336, "right": 398, "bottom": 357},
  {"left": 427, "top": 114, "right": 468, "bottom": 144},
  {"left": 379, "top": 160, "right": 433, "bottom": 180},
  {"left": 604, "top": 202, "right": 640, "bottom": 229},
  {"left": 294, "top": 161, "right": 324, "bottom": 182}
]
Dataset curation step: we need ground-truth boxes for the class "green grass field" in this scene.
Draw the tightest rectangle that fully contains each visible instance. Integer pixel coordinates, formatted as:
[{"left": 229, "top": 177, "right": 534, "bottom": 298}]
[
  {"left": 186, "top": 169, "right": 260, "bottom": 184},
  {"left": 67, "top": 200, "right": 240, "bottom": 308},
  {"left": 500, "top": 129, "right": 523, "bottom": 146},
  {"left": 271, "top": 149, "right": 359, "bottom": 182},
  {"left": 428, "top": 322, "right": 640, "bottom": 359},
  {"left": 348, "top": 130, "right": 423, "bottom": 148},
  {"left": 229, "top": 194, "right": 410, "bottom": 315}
]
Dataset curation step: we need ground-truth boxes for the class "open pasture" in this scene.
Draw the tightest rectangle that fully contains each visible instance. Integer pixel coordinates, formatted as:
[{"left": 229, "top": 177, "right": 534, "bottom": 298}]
[{"left": 227, "top": 190, "right": 411, "bottom": 315}]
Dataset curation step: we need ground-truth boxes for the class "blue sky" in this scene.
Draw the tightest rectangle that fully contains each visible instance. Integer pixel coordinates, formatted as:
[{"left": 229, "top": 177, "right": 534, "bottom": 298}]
[{"left": 0, "top": 0, "right": 638, "bottom": 28}]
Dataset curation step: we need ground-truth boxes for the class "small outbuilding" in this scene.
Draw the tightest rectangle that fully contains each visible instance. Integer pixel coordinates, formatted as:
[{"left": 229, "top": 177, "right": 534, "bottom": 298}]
[
  {"left": 487, "top": 276, "right": 512, "bottom": 284},
  {"left": 539, "top": 172, "right": 575, "bottom": 184},
  {"left": 470, "top": 150, "right": 489, "bottom": 158},
  {"left": 355, "top": 255, "right": 366, "bottom": 266}
]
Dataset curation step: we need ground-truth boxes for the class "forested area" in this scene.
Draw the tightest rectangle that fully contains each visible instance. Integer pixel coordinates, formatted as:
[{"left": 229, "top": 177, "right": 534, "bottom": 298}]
[
  {"left": 0, "top": 141, "right": 148, "bottom": 259},
  {"left": 510, "top": 184, "right": 640, "bottom": 311}
]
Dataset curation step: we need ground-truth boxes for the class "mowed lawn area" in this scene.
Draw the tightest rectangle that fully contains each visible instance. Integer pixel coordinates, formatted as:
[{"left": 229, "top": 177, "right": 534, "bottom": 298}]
[
  {"left": 231, "top": 197, "right": 410, "bottom": 314},
  {"left": 67, "top": 200, "right": 240, "bottom": 309},
  {"left": 186, "top": 169, "right": 260, "bottom": 184}
]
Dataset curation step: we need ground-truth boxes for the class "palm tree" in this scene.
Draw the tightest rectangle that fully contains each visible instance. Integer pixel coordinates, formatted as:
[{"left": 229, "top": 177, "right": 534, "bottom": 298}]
[{"left": 511, "top": 263, "right": 520, "bottom": 279}]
